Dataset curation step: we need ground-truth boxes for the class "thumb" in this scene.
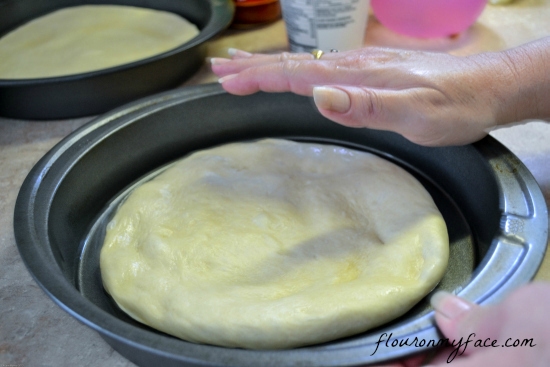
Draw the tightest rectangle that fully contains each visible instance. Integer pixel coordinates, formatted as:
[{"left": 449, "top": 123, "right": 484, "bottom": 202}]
[
  {"left": 430, "top": 291, "right": 504, "bottom": 353},
  {"left": 312, "top": 85, "right": 394, "bottom": 129},
  {"left": 311, "top": 85, "right": 446, "bottom": 146}
]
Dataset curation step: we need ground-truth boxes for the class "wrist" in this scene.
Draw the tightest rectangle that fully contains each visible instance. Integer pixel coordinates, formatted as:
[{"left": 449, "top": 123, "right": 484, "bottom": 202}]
[{"left": 477, "top": 38, "right": 550, "bottom": 126}]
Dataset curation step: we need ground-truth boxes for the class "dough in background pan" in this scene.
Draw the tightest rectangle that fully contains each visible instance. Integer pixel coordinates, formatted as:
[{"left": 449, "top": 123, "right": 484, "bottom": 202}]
[{"left": 0, "top": 5, "right": 200, "bottom": 79}]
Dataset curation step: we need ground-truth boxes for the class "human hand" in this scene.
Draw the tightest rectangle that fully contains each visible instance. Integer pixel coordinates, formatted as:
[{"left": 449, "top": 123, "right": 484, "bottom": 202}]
[
  {"left": 368, "top": 282, "right": 550, "bottom": 367},
  {"left": 211, "top": 47, "right": 506, "bottom": 146},
  {"left": 422, "top": 282, "right": 550, "bottom": 366},
  {"left": 211, "top": 38, "right": 549, "bottom": 147}
]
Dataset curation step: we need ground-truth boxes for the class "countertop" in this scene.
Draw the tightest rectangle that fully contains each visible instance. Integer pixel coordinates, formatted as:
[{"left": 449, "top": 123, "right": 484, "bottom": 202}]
[{"left": 1, "top": 1, "right": 549, "bottom": 366}]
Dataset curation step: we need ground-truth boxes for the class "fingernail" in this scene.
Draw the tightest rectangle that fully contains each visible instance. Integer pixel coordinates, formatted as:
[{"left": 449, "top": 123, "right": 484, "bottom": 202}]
[
  {"left": 218, "top": 74, "right": 238, "bottom": 84},
  {"left": 210, "top": 57, "right": 231, "bottom": 65},
  {"left": 430, "top": 291, "right": 472, "bottom": 319},
  {"left": 228, "top": 48, "right": 252, "bottom": 57},
  {"left": 313, "top": 86, "right": 351, "bottom": 113}
]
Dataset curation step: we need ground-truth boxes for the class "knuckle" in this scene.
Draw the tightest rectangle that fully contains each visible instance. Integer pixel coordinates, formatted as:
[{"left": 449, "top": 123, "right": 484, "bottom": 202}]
[
  {"left": 278, "top": 52, "right": 294, "bottom": 62},
  {"left": 358, "top": 88, "right": 380, "bottom": 119},
  {"left": 280, "top": 59, "right": 301, "bottom": 78},
  {"left": 338, "top": 53, "right": 365, "bottom": 67}
]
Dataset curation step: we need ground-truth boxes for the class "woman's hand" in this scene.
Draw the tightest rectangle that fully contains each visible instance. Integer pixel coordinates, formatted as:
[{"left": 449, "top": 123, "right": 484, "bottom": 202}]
[
  {"left": 211, "top": 38, "right": 549, "bottom": 146},
  {"left": 424, "top": 282, "right": 550, "bottom": 366},
  {"left": 369, "top": 282, "right": 550, "bottom": 367},
  {"left": 211, "top": 48, "right": 502, "bottom": 146}
]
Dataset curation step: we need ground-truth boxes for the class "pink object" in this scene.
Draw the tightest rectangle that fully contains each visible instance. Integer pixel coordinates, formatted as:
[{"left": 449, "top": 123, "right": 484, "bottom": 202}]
[{"left": 371, "top": 0, "right": 487, "bottom": 38}]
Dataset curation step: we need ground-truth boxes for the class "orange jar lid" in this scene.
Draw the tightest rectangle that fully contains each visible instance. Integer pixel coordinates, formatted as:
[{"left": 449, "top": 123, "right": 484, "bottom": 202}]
[
  {"left": 234, "top": 0, "right": 279, "bottom": 6},
  {"left": 231, "top": 0, "right": 281, "bottom": 29}
]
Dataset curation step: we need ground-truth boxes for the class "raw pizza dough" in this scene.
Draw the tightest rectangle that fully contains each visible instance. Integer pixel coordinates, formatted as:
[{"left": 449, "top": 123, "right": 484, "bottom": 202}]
[
  {"left": 0, "top": 5, "right": 199, "bottom": 79},
  {"left": 100, "top": 139, "right": 449, "bottom": 349}
]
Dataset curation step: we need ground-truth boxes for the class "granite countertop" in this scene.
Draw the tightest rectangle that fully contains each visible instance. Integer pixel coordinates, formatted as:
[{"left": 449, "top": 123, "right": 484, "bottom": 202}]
[{"left": 1, "top": 1, "right": 549, "bottom": 366}]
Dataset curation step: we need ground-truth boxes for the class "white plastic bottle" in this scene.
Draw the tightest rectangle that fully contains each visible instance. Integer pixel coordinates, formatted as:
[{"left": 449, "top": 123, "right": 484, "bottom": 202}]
[{"left": 280, "top": 0, "right": 370, "bottom": 52}]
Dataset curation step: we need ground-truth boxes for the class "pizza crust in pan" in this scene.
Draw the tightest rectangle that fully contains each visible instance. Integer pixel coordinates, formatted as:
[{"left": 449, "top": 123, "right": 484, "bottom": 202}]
[{"left": 100, "top": 139, "right": 449, "bottom": 349}]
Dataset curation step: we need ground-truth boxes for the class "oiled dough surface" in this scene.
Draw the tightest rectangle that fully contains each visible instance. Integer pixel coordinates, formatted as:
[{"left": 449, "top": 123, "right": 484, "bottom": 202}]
[
  {"left": 0, "top": 5, "right": 199, "bottom": 79},
  {"left": 100, "top": 139, "right": 449, "bottom": 349}
]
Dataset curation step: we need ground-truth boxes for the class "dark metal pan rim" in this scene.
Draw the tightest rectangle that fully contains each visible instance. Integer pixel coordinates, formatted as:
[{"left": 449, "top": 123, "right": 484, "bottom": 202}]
[{"left": 14, "top": 84, "right": 548, "bottom": 366}]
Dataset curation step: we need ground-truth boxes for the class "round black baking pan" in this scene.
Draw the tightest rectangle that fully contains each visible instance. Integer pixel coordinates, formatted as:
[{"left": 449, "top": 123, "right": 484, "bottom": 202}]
[
  {"left": 0, "top": 0, "right": 234, "bottom": 120},
  {"left": 14, "top": 84, "right": 548, "bottom": 366}
]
